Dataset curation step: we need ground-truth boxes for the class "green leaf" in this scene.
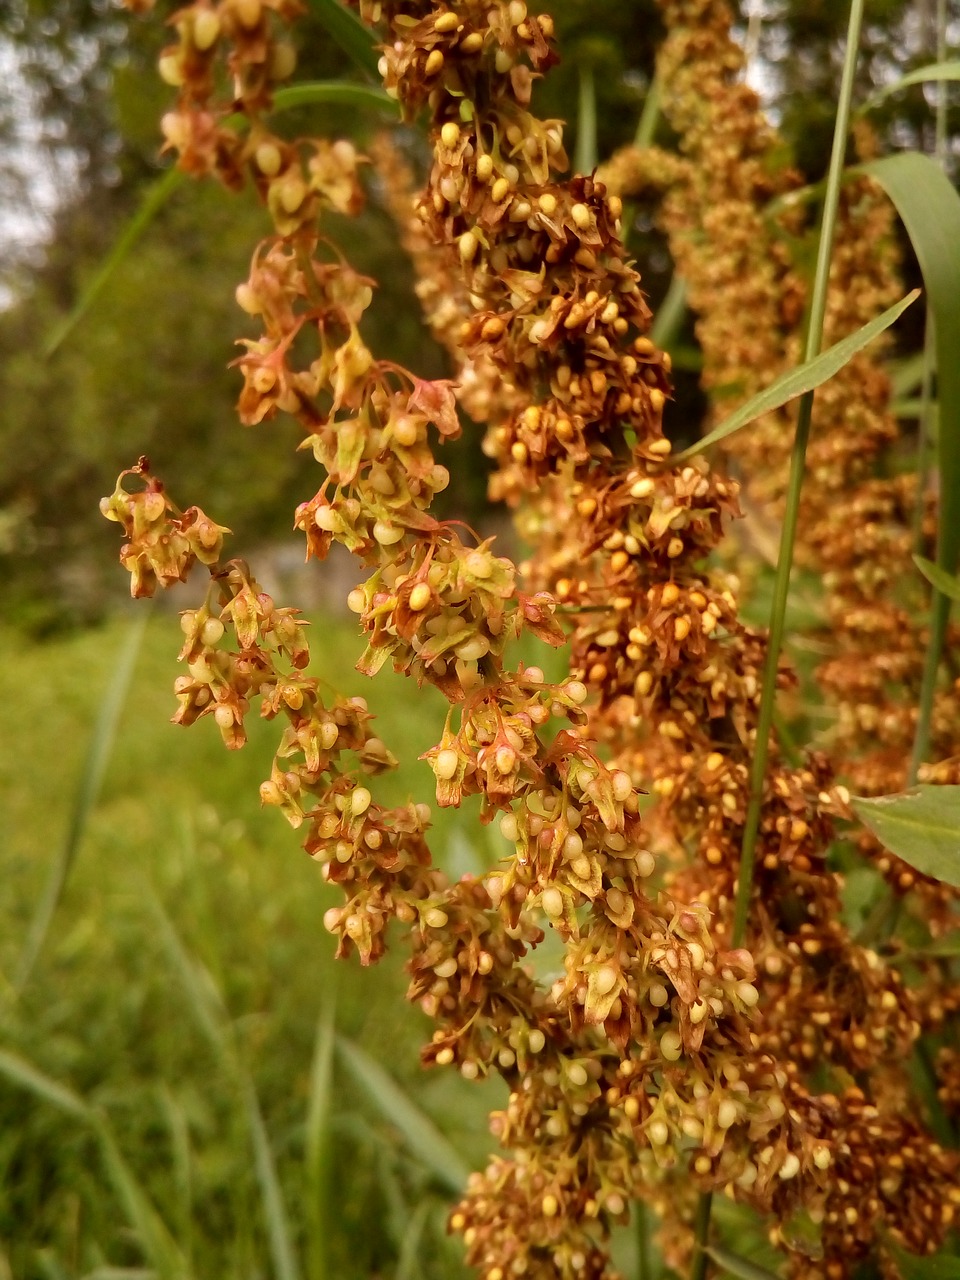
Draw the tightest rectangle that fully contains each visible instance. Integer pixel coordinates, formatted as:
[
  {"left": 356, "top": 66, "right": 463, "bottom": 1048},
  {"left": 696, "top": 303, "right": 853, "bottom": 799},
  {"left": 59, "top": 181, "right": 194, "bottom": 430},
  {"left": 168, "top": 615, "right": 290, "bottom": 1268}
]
[
  {"left": 334, "top": 1036, "right": 470, "bottom": 1195},
  {"left": 15, "top": 608, "right": 150, "bottom": 992},
  {"left": 852, "top": 786, "right": 960, "bottom": 887},
  {"left": 307, "top": 0, "right": 381, "bottom": 79},
  {"left": 676, "top": 289, "right": 919, "bottom": 459},
  {"left": 864, "top": 153, "right": 960, "bottom": 773},
  {"left": 887, "top": 1243, "right": 960, "bottom": 1280},
  {"left": 914, "top": 555, "right": 960, "bottom": 603},
  {"left": 860, "top": 60, "right": 960, "bottom": 115},
  {"left": 865, "top": 155, "right": 960, "bottom": 579},
  {"left": 703, "top": 1244, "right": 783, "bottom": 1280}
]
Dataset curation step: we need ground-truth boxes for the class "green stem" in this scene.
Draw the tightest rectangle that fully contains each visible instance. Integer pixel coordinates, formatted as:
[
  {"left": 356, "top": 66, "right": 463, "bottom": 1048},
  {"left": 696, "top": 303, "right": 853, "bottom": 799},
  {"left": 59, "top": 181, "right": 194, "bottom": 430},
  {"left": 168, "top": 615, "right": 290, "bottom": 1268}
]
[
  {"left": 576, "top": 63, "right": 598, "bottom": 174},
  {"left": 731, "top": 0, "right": 867, "bottom": 950},
  {"left": 635, "top": 1198, "right": 651, "bottom": 1280},
  {"left": 690, "top": 1191, "right": 713, "bottom": 1280},
  {"left": 908, "top": 0, "right": 950, "bottom": 782}
]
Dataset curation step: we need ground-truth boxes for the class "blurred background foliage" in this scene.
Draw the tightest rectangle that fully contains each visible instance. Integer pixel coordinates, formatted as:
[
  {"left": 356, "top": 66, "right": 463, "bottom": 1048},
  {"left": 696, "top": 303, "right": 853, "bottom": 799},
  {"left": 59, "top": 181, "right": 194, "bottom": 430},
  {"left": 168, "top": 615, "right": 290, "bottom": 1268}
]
[
  {"left": 0, "top": 1, "right": 956, "bottom": 1275},
  {"left": 0, "top": 0, "right": 954, "bottom": 631}
]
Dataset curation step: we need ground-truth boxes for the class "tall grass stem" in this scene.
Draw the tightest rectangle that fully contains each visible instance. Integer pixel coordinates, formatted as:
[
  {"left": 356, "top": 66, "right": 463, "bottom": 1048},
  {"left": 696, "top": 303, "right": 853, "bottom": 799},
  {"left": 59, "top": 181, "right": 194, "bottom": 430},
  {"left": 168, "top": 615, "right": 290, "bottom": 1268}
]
[{"left": 731, "top": 0, "right": 866, "bottom": 950}]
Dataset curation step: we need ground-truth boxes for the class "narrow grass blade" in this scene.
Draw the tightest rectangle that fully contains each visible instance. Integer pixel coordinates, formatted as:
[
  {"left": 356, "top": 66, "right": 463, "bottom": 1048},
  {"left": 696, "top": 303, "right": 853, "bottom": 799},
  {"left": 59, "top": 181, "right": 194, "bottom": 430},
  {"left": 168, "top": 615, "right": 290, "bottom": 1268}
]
[
  {"left": 95, "top": 1124, "right": 188, "bottom": 1280},
  {"left": 914, "top": 555, "right": 960, "bottom": 603},
  {"left": 15, "top": 609, "right": 151, "bottom": 992},
  {"left": 159, "top": 1085, "right": 195, "bottom": 1268},
  {"left": 676, "top": 290, "right": 919, "bottom": 460},
  {"left": 243, "top": 1078, "right": 303, "bottom": 1280},
  {"left": 306, "top": 998, "right": 337, "bottom": 1280},
  {"left": 394, "top": 1198, "right": 432, "bottom": 1280},
  {"left": 859, "top": 60, "right": 960, "bottom": 115},
  {"left": 44, "top": 170, "right": 183, "bottom": 357},
  {"left": 862, "top": 153, "right": 960, "bottom": 775},
  {"left": 853, "top": 786, "right": 960, "bottom": 887},
  {"left": 272, "top": 82, "right": 397, "bottom": 114},
  {"left": 887, "top": 1244, "right": 960, "bottom": 1280},
  {"left": 575, "top": 63, "right": 597, "bottom": 174},
  {"left": 307, "top": 0, "right": 381, "bottom": 79},
  {"left": 0, "top": 1048, "right": 92, "bottom": 1123},
  {"left": 334, "top": 1036, "right": 470, "bottom": 1194}
]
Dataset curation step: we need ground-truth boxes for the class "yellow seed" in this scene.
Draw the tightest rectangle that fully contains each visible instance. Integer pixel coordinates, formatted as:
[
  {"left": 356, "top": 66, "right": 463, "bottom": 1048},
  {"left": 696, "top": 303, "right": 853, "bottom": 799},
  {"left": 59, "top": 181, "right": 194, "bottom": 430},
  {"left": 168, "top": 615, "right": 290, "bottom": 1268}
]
[
  {"left": 542, "top": 887, "right": 564, "bottom": 918},
  {"left": 667, "top": 536, "right": 684, "bottom": 558},
  {"left": 424, "top": 48, "right": 445, "bottom": 75},
  {"left": 649, "top": 388, "right": 666, "bottom": 413},
  {"left": 192, "top": 9, "right": 221, "bottom": 50},
  {"left": 542, "top": 1194, "right": 559, "bottom": 1218},
  {"left": 408, "top": 582, "right": 432, "bottom": 611},
  {"left": 648, "top": 436, "right": 672, "bottom": 456},
  {"left": 440, "top": 121, "right": 460, "bottom": 149},
  {"left": 459, "top": 230, "right": 479, "bottom": 262},
  {"left": 158, "top": 53, "right": 185, "bottom": 86},
  {"left": 434, "top": 10, "right": 459, "bottom": 31},
  {"left": 460, "top": 31, "right": 483, "bottom": 53},
  {"left": 491, "top": 176, "right": 511, "bottom": 203},
  {"left": 674, "top": 616, "right": 691, "bottom": 642},
  {"left": 571, "top": 202, "right": 591, "bottom": 229},
  {"left": 475, "top": 152, "right": 494, "bottom": 181}
]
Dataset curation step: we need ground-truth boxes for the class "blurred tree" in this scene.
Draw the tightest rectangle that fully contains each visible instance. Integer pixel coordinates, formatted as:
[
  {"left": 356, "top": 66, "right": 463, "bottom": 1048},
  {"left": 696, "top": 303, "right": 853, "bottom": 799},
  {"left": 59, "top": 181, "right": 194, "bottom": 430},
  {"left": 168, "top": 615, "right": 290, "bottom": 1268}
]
[{"left": 0, "top": 0, "right": 953, "bottom": 629}]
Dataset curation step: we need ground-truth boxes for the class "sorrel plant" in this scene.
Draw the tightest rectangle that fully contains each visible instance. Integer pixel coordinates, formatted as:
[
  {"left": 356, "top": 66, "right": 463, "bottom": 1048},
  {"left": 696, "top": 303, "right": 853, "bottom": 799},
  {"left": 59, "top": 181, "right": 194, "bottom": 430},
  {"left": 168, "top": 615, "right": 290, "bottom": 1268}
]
[{"left": 101, "top": 1, "right": 960, "bottom": 1277}]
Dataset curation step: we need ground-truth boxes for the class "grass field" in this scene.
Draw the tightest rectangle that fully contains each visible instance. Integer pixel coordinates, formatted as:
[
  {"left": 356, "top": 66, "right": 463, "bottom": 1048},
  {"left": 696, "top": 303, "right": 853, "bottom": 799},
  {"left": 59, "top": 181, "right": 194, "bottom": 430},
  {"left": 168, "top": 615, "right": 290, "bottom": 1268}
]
[{"left": 0, "top": 606, "right": 507, "bottom": 1280}]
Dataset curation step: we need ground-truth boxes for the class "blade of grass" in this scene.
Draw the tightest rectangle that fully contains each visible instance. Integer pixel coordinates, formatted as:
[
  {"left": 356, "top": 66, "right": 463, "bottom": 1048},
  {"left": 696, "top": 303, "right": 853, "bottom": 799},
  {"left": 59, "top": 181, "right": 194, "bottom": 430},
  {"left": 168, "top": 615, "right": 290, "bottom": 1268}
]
[
  {"left": 305, "top": 996, "right": 337, "bottom": 1280},
  {"left": 334, "top": 1036, "right": 470, "bottom": 1195},
  {"left": 861, "top": 151, "right": 960, "bottom": 777},
  {"left": 45, "top": 171, "right": 183, "bottom": 357},
  {"left": 394, "top": 1199, "right": 432, "bottom": 1280},
  {"left": 15, "top": 607, "right": 151, "bottom": 992},
  {"left": 244, "top": 1077, "right": 303, "bottom": 1280},
  {"left": 914, "top": 555, "right": 960, "bottom": 603},
  {"left": 675, "top": 290, "right": 918, "bottom": 461},
  {"left": 307, "top": 0, "right": 381, "bottom": 79},
  {"left": 159, "top": 1084, "right": 195, "bottom": 1271}
]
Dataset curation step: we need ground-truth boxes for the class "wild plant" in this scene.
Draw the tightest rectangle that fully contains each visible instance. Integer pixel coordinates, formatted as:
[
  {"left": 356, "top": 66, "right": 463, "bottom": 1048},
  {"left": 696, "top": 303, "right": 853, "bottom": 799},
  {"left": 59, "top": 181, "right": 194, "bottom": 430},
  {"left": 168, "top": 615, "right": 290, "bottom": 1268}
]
[{"left": 101, "top": 2, "right": 960, "bottom": 1278}]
